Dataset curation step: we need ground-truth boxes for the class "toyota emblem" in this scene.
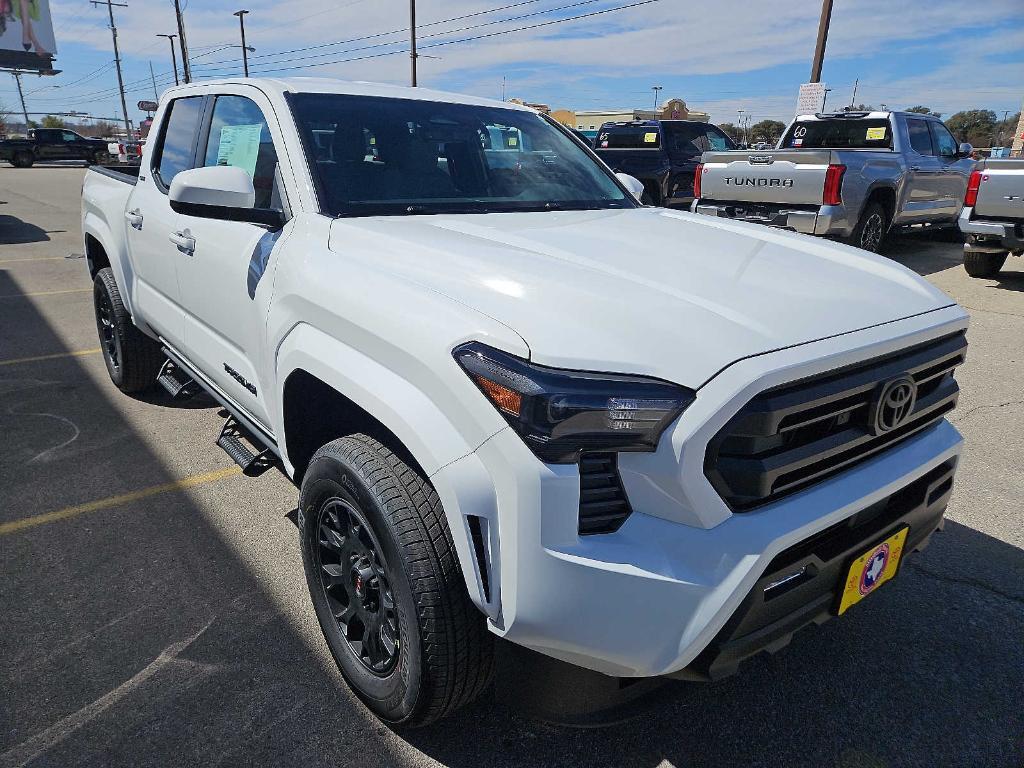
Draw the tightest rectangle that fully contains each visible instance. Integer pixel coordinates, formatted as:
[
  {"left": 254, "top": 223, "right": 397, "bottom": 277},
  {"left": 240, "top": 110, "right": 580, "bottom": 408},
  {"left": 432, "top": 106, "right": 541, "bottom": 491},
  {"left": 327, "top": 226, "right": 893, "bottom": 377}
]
[{"left": 872, "top": 375, "right": 917, "bottom": 434}]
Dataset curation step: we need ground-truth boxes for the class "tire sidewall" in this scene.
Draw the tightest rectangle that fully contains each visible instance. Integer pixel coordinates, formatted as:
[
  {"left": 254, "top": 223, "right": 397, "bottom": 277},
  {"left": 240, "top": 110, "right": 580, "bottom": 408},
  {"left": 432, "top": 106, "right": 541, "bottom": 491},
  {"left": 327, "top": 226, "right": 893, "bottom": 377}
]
[
  {"left": 93, "top": 271, "right": 126, "bottom": 389},
  {"left": 299, "top": 450, "right": 423, "bottom": 723}
]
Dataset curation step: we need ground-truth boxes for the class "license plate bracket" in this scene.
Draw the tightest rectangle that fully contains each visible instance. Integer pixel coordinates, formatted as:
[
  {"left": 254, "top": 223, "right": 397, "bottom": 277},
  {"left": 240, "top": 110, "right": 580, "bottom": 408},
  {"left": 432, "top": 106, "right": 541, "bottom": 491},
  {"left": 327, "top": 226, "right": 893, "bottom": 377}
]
[{"left": 836, "top": 526, "right": 910, "bottom": 616}]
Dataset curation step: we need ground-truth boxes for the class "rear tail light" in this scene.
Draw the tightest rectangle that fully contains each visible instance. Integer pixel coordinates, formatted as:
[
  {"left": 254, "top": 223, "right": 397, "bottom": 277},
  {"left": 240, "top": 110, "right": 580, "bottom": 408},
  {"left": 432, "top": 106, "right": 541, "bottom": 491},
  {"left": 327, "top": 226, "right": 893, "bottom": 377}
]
[
  {"left": 964, "top": 169, "right": 983, "bottom": 207},
  {"left": 823, "top": 164, "right": 846, "bottom": 206},
  {"left": 693, "top": 163, "right": 704, "bottom": 199}
]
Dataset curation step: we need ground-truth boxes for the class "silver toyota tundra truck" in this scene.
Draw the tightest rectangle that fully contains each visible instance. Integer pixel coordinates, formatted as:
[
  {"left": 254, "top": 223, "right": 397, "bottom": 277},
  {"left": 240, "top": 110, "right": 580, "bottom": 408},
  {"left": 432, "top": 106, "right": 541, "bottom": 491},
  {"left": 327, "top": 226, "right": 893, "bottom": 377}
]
[
  {"left": 958, "top": 158, "right": 1024, "bottom": 277},
  {"left": 692, "top": 111, "right": 975, "bottom": 252}
]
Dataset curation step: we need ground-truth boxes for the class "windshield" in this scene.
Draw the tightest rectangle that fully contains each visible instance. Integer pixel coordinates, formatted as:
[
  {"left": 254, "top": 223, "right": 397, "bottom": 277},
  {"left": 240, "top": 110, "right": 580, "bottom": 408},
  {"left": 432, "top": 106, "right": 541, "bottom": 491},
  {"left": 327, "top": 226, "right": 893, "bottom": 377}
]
[
  {"left": 781, "top": 118, "right": 893, "bottom": 149},
  {"left": 288, "top": 93, "right": 633, "bottom": 216}
]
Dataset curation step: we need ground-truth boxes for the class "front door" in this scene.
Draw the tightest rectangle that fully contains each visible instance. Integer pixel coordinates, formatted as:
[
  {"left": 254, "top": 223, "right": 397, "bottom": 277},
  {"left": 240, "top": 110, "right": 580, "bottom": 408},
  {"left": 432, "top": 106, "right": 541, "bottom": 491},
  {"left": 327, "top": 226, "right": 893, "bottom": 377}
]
[
  {"left": 173, "top": 92, "right": 290, "bottom": 428},
  {"left": 929, "top": 121, "right": 973, "bottom": 221},
  {"left": 124, "top": 94, "right": 206, "bottom": 348}
]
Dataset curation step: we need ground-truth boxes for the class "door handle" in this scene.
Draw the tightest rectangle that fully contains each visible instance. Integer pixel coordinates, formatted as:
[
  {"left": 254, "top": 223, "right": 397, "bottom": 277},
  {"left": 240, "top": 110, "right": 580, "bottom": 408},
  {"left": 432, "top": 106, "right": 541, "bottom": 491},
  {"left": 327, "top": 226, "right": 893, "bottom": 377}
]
[
  {"left": 910, "top": 166, "right": 922, "bottom": 171},
  {"left": 124, "top": 208, "right": 143, "bottom": 230},
  {"left": 168, "top": 229, "right": 195, "bottom": 254}
]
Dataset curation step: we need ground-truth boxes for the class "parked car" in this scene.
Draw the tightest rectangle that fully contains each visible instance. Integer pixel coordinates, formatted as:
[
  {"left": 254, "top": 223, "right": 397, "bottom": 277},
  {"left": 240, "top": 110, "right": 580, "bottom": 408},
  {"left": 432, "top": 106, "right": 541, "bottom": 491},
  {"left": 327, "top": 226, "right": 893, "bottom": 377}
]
[
  {"left": 592, "top": 119, "right": 736, "bottom": 206},
  {"left": 82, "top": 79, "right": 967, "bottom": 726},
  {"left": 0, "top": 127, "right": 110, "bottom": 168},
  {"left": 958, "top": 158, "right": 1024, "bottom": 277},
  {"left": 692, "top": 111, "right": 974, "bottom": 252}
]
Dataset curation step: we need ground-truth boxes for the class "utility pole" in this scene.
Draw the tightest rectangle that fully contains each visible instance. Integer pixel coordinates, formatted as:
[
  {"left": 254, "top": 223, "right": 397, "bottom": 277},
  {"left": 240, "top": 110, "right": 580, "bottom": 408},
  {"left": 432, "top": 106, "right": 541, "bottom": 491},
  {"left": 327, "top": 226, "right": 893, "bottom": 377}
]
[
  {"left": 849, "top": 78, "right": 859, "bottom": 109},
  {"left": 233, "top": 10, "right": 250, "bottom": 77},
  {"left": 822, "top": 87, "right": 832, "bottom": 111},
  {"left": 501, "top": 75, "right": 505, "bottom": 101},
  {"left": 409, "top": 0, "right": 417, "bottom": 86},
  {"left": 91, "top": 0, "right": 132, "bottom": 139},
  {"left": 651, "top": 85, "right": 662, "bottom": 112},
  {"left": 12, "top": 71, "right": 30, "bottom": 129},
  {"left": 149, "top": 61, "right": 158, "bottom": 99},
  {"left": 810, "top": 0, "right": 833, "bottom": 82},
  {"left": 157, "top": 33, "right": 179, "bottom": 86},
  {"left": 173, "top": 0, "right": 192, "bottom": 83}
]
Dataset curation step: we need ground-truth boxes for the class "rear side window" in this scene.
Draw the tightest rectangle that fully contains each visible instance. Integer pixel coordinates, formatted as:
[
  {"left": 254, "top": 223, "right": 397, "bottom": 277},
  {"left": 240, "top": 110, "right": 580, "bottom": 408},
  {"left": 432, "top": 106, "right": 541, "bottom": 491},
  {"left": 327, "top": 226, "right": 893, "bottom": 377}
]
[
  {"left": 201, "top": 95, "right": 282, "bottom": 210},
  {"left": 153, "top": 96, "right": 204, "bottom": 189},
  {"left": 781, "top": 119, "right": 893, "bottom": 149},
  {"left": 907, "top": 119, "right": 934, "bottom": 155},
  {"left": 662, "top": 123, "right": 735, "bottom": 157}
]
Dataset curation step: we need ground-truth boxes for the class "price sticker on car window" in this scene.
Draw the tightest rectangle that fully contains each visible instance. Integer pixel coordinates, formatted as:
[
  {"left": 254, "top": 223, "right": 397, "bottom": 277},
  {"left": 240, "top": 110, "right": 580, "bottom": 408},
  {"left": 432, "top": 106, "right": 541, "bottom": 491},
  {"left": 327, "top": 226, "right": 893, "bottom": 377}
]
[
  {"left": 508, "top": 136, "right": 518, "bottom": 147},
  {"left": 643, "top": 132, "right": 658, "bottom": 143},
  {"left": 866, "top": 127, "right": 887, "bottom": 140}
]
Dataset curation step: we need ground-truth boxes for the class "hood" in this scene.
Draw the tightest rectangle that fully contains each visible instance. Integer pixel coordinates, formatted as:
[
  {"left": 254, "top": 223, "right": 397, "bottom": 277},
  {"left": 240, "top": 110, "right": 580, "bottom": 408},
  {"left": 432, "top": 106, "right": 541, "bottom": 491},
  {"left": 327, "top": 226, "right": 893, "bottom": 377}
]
[{"left": 328, "top": 207, "right": 953, "bottom": 388}]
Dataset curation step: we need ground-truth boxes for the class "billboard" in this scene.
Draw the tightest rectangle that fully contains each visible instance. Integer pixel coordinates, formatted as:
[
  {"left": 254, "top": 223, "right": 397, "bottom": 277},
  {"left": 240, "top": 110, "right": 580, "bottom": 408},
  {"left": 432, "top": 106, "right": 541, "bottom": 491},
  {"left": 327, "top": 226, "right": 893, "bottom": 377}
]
[{"left": 0, "top": 0, "right": 57, "bottom": 72}]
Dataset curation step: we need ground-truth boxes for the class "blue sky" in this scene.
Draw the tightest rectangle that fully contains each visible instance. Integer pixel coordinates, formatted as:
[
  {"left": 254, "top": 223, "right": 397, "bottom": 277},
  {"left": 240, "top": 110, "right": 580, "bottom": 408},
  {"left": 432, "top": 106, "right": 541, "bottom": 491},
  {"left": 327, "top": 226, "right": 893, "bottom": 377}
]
[{"left": 2, "top": 0, "right": 1021, "bottom": 131}]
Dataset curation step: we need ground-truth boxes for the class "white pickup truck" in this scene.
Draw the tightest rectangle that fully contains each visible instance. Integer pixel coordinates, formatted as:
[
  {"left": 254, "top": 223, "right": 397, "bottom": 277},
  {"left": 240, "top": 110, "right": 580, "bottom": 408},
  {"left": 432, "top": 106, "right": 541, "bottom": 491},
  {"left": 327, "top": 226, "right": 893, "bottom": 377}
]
[
  {"left": 81, "top": 78, "right": 968, "bottom": 726},
  {"left": 958, "top": 158, "right": 1024, "bottom": 277}
]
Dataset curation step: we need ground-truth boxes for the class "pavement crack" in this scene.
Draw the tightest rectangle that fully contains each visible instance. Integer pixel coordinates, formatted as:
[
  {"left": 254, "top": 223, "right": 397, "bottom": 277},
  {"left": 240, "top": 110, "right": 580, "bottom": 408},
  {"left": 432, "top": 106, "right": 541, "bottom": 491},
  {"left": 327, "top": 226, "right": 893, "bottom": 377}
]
[
  {"left": 906, "top": 562, "right": 1024, "bottom": 607},
  {"left": 958, "top": 304, "right": 1024, "bottom": 319},
  {"left": 955, "top": 399, "right": 1024, "bottom": 420}
]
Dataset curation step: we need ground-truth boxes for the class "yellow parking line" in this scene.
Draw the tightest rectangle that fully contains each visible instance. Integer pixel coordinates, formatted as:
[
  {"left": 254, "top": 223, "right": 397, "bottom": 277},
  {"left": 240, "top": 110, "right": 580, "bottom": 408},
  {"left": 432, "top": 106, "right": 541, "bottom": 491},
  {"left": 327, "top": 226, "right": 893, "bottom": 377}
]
[
  {"left": 0, "top": 287, "right": 92, "bottom": 299},
  {"left": 0, "top": 348, "right": 101, "bottom": 367},
  {"left": 0, "top": 465, "right": 244, "bottom": 536},
  {"left": 0, "top": 256, "right": 70, "bottom": 264}
]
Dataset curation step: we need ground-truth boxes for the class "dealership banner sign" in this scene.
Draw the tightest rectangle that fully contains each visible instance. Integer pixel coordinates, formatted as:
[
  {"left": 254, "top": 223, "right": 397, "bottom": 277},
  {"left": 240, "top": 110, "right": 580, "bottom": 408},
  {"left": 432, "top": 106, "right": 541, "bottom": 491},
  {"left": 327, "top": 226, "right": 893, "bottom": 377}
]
[{"left": 0, "top": 0, "right": 57, "bottom": 72}]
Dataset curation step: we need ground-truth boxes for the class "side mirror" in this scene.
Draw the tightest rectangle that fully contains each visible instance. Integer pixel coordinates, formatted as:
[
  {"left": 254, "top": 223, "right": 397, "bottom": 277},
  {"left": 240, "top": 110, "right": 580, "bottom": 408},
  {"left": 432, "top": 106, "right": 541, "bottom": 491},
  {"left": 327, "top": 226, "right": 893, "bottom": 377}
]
[
  {"left": 958, "top": 142, "right": 973, "bottom": 158},
  {"left": 615, "top": 172, "right": 646, "bottom": 201},
  {"left": 169, "top": 165, "right": 283, "bottom": 227}
]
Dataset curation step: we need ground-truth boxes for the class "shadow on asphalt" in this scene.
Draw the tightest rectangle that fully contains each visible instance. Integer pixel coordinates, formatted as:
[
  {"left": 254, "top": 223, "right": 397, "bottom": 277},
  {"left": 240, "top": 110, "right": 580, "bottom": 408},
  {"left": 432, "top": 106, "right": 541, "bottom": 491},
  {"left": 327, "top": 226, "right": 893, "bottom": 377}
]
[
  {"left": 884, "top": 232, "right": 963, "bottom": 277},
  {"left": 0, "top": 214, "right": 52, "bottom": 244},
  {"left": 1, "top": 265, "right": 1022, "bottom": 768}
]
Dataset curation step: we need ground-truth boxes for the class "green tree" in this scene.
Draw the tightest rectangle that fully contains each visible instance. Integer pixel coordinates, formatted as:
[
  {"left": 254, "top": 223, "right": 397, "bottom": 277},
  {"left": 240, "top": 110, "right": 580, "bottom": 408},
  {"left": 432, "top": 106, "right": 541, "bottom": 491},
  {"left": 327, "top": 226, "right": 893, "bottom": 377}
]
[
  {"left": 994, "top": 112, "right": 1021, "bottom": 147},
  {"left": 40, "top": 114, "right": 66, "bottom": 128},
  {"left": 749, "top": 119, "right": 786, "bottom": 144},
  {"left": 906, "top": 105, "right": 942, "bottom": 118},
  {"left": 717, "top": 122, "right": 742, "bottom": 144},
  {"left": 945, "top": 110, "right": 997, "bottom": 148},
  {"left": 0, "top": 102, "right": 8, "bottom": 136}
]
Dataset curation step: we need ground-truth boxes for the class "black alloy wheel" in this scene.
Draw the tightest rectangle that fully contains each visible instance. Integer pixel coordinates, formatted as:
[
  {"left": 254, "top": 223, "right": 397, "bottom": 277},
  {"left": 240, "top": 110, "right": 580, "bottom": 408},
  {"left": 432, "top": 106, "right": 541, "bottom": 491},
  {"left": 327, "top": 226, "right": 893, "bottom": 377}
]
[
  {"left": 859, "top": 210, "right": 885, "bottom": 252},
  {"left": 95, "top": 285, "right": 121, "bottom": 373},
  {"left": 316, "top": 498, "right": 400, "bottom": 674}
]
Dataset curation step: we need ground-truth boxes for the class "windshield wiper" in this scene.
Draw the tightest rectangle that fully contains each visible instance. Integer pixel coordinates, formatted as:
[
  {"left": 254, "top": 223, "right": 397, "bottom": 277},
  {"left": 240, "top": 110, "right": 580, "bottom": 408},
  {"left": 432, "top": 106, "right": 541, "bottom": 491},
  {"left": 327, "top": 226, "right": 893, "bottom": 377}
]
[{"left": 542, "top": 201, "right": 562, "bottom": 210}]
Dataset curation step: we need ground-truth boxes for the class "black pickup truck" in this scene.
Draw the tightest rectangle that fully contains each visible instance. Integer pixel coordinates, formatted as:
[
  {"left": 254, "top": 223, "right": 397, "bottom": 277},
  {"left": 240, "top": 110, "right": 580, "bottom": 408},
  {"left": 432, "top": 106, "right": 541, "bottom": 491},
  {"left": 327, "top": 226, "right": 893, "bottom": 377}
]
[
  {"left": 0, "top": 128, "right": 110, "bottom": 168},
  {"left": 592, "top": 119, "right": 735, "bottom": 206}
]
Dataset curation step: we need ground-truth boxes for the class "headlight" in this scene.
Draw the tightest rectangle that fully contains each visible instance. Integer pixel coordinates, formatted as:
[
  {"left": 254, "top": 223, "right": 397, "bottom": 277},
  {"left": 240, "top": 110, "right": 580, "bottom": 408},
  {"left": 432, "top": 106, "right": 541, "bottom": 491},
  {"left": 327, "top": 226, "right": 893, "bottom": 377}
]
[{"left": 454, "top": 342, "right": 695, "bottom": 463}]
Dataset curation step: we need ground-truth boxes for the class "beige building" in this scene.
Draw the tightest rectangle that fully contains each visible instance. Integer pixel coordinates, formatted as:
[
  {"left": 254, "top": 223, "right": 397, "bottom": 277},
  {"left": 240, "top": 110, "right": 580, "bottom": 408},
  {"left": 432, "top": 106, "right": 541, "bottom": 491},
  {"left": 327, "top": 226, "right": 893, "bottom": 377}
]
[
  {"left": 1012, "top": 102, "right": 1024, "bottom": 156},
  {"left": 551, "top": 98, "right": 710, "bottom": 131}
]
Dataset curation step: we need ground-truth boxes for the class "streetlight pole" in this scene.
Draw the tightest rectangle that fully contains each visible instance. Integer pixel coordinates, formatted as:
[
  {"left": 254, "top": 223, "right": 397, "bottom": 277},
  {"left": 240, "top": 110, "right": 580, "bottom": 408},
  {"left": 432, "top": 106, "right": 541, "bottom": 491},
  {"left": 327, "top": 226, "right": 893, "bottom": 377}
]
[
  {"left": 409, "top": 0, "right": 418, "bottom": 86},
  {"left": 91, "top": 0, "right": 132, "bottom": 139},
  {"left": 822, "top": 87, "right": 832, "bottom": 112},
  {"left": 810, "top": 0, "right": 833, "bottom": 83},
  {"left": 233, "top": 10, "right": 250, "bottom": 77},
  {"left": 651, "top": 85, "right": 662, "bottom": 113},
  {"left": 157, "top": 34, "right": 179, "bottom": 85}
]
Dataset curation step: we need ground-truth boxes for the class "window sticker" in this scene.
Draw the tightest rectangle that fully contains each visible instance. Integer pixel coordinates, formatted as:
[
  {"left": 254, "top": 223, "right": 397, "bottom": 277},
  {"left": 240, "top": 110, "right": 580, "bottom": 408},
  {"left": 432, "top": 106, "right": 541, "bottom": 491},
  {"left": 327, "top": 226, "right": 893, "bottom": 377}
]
[
  {"left": 600, "top": 140, "right": 608, "bottom": 147},
  {"left": 792, "top": 138, "right": 803, "bottom": 146},
  {"left": 216, "top": 123, "right": 263, "bottom": 176},
  {"left": 508, "top": 136, "right": 518, "bottom": 147},
  {"left": 865, "top": 126, "right": 886, "bottom": 140},
  {"left": 793, "top": 126, "right": 808, "bottom": 138},
  {"left": 643, "top": 132, "right": 658, "bottom": 143}
]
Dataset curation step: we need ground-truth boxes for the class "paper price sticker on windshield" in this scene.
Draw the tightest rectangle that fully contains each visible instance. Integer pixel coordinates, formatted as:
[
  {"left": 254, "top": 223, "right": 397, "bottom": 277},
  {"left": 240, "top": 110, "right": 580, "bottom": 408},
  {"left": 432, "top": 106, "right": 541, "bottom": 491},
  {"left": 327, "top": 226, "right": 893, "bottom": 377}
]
[
  {"left": 866, "top": 126, "right": 887, "bottom": 140},
  {"left": 508, "top": 136, "right": 518, "bottom": 147},
  {"left": 643, "top": 132, "right": 658, "bottom": 143}
]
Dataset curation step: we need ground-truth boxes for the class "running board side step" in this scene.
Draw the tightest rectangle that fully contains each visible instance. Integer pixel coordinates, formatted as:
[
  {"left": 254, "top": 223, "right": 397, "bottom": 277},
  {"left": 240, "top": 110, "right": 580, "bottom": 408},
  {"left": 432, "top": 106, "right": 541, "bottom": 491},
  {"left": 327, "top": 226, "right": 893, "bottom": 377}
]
[
  {"left": 217, "top": 416, "right": 277, "bottom": 477},
  {"left": 156, "top": 359, "right": 198, "bottom": 399}
]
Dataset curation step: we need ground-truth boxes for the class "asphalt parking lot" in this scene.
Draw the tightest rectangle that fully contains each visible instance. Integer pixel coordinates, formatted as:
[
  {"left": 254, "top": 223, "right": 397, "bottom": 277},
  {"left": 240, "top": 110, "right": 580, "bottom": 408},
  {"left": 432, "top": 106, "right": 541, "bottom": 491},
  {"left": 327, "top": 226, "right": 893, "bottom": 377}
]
[{"left": 1, "top": 165, "right": 1022, "bottom": 768}]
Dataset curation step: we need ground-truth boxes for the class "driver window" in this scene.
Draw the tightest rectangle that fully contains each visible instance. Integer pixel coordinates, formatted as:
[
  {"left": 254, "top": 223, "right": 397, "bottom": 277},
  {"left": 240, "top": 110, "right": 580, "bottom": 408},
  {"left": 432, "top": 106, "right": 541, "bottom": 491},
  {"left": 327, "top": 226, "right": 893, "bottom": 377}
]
[
  {"left": 202, "top": 95, "right": 282, "bottom": 210},
  {"left": 62, "top": 131, "right": 78, "bottom": 142},
  {"left": 929, "top": 122, "right": 958, "bottom": 158}
]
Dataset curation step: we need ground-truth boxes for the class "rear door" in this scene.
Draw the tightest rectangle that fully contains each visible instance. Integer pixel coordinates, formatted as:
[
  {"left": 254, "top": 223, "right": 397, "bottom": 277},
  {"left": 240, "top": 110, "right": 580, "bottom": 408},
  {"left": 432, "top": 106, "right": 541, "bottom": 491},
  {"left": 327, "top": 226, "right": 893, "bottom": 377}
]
[
  {"left": 172, "top": 90, "right": 291, "bottom": 427},
  {"left": 34, "top": 130, "right": 62, "bottom": 160},
  {"left": 928, "top": 120, "right": 972, "bottom": 219},
  {"left": 902, "top": 117, "right": 943, "bottom": 223},
  {"left": 125, "top": 94, "right": 206, "bottom": 348}
]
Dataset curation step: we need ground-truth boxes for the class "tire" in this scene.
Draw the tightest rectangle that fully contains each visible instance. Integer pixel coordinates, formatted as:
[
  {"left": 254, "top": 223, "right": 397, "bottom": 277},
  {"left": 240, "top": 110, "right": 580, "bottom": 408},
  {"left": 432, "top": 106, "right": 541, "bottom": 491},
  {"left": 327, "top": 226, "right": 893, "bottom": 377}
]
[
  {"left": 88, "top": 151, "right": 102, "bottom": 166},
  {"left": 92, "top": 267, "right": 164, "bottom": 393},
  {"left": 299, "top": 434, "right": 493, "bottom": 727},
  {"left": 12, "top": 151, "right": 33, "bottom": 168},
  {"left": 844, "top": 202, "right": 888, "bottom": 253},
  {"left": 963, "top": 250, "right": 1007, "bottom": 278}
]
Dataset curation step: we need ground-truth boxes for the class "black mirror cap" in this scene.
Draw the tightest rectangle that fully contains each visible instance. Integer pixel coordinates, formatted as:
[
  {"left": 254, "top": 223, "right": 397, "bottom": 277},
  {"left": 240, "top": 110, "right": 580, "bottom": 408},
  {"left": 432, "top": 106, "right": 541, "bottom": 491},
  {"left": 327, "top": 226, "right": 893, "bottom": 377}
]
[{"left": 169, "top": 198, "right": 285, "bottom": 228}]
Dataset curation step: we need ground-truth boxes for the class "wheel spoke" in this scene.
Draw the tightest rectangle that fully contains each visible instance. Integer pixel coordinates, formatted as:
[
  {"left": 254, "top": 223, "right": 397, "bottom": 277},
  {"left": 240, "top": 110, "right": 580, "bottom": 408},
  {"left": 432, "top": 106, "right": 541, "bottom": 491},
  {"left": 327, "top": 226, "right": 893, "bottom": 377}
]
[
  {"left": 319, "top": 523, "right": 344, "bottom": 552},
  {"left": 321, "top": 562, "right": 347, "bottom": 589}
]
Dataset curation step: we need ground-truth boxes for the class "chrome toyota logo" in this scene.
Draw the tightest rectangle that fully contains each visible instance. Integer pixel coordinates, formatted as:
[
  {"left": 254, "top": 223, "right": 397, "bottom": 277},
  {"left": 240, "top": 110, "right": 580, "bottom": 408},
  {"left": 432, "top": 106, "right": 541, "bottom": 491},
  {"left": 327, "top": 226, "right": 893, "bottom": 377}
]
[{"left": 873, "top": 375, "right": 917, "bottom": 434}]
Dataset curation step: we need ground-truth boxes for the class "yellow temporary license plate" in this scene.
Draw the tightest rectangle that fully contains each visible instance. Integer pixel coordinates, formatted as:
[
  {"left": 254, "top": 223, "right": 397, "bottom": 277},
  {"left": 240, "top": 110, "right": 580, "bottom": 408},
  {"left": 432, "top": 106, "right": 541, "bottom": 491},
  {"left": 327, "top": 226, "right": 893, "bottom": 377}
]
[{"left": 837, "top": 527, "right": 909, "bottom": 615}]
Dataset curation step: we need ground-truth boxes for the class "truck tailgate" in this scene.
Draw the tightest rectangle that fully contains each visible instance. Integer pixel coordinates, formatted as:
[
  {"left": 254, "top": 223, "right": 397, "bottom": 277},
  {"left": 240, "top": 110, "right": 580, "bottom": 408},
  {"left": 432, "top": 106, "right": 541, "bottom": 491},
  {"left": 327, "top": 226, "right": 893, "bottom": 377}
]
[
  {"left": 974, "top": 159, "right": 1024, "bottom": 220},
  {"left": 698, "top": 150, "right": 833, "bottom": 206}
]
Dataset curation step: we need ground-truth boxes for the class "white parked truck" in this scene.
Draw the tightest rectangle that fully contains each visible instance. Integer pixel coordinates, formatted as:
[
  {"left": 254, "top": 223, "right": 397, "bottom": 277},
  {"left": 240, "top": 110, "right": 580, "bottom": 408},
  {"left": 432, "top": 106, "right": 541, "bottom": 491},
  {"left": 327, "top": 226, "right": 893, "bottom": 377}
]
[
  {"left": 692, "top": 111, "right": 975, "bottom": 252},
  {"left": 958, "top": 158, "right": 1024, "bottom": 277},
  {"left": 81, "top": 78, "right": 968, "bottom": 725}
]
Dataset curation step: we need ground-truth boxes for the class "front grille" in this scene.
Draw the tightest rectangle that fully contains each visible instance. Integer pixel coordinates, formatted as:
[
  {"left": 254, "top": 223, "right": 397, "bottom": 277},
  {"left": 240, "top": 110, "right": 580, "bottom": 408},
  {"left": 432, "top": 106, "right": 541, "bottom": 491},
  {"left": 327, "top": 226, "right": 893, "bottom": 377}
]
[
  {"left": 578, "top": 453, "right": 632, "bottom": 535},
  {"left": 705, "top": 331, "right": 966, "bottom": 510}
]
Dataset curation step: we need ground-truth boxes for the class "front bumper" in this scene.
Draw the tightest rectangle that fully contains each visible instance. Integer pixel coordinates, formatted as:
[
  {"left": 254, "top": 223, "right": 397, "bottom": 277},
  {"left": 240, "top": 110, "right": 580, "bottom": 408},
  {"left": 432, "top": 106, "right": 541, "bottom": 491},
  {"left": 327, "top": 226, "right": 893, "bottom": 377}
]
[
  {"left": 692, "top": 201, "right": 853, "bottom": 237},
  {"left": 958, "top": 208, "right": 1024, "bottom": 253},
  {"left": 430, "top": 309, "right": 968, "bottom": 679}
]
